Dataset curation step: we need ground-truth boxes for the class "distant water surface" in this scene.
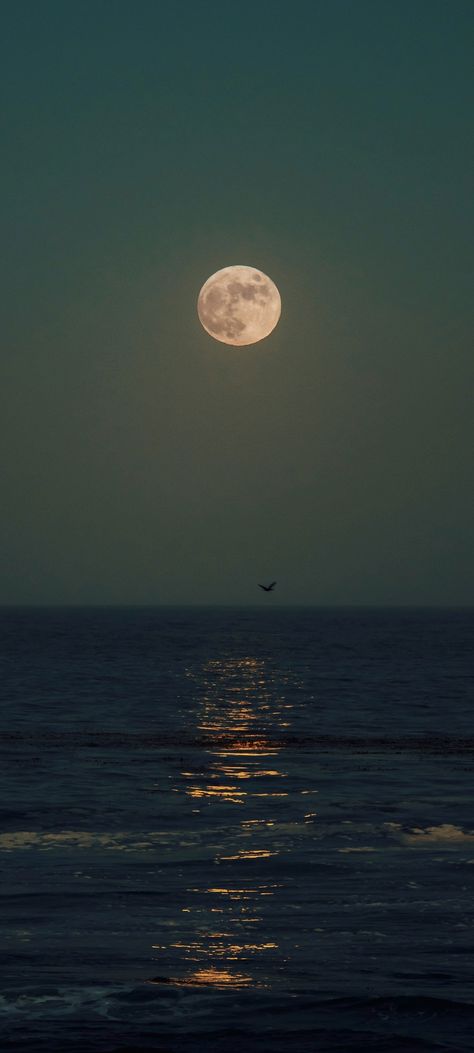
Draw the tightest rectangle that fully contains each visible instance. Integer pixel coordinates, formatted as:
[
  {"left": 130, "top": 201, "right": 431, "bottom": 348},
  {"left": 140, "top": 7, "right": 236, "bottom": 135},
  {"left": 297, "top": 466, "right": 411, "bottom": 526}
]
[{"left": 0, "top": 606, "right": 473, "bottom": 1052}]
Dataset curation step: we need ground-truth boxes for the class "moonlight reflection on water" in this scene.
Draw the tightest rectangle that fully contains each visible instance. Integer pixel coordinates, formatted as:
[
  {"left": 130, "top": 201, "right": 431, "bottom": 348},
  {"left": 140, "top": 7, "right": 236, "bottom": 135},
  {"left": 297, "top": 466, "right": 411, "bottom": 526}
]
[{"left": 153, "top": 655, "right": 303, "bottom": 987}]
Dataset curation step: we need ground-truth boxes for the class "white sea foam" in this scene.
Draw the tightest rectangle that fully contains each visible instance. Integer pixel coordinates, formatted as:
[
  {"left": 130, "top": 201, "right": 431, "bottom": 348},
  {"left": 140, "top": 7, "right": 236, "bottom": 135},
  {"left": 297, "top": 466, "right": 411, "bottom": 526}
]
[{"left": 400, "top": 824, "right": 474, "bottom": 845}]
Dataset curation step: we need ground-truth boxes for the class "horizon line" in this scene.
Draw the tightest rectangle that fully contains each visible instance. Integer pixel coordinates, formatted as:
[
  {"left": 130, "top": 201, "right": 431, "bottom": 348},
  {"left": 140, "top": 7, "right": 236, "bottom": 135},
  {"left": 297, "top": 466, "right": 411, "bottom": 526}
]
[{"left": 0, "top": 602, "right": 473, "bottom": 611}]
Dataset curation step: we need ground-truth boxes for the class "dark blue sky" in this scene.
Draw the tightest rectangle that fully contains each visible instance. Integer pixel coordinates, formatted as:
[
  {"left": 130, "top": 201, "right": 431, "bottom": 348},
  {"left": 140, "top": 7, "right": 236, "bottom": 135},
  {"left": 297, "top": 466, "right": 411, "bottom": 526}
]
[{"left": 1, "top": 1, "right": 473, "bottom": 604}]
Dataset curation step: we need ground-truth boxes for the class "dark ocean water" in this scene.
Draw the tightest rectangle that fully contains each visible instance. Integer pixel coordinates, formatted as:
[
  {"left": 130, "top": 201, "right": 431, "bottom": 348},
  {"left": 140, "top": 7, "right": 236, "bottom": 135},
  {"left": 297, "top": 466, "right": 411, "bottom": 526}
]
[{"left": 0, "top": 606, "right": 473, "bottom": 1053}]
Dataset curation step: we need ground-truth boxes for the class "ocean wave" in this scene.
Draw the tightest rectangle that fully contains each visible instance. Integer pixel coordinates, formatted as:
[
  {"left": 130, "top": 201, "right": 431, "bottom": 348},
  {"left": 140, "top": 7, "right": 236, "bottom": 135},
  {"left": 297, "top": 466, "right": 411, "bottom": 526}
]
[
  {"left": 1, "top": 729, "right": 474, "bottom": 755},
  {"left": 2, "top": 821, "right": 474, "bottom": 854},
  {"left": 1, "top": 985, "right": 473, "bottom": 1052},
  {"left": 2, "top": 984, "right": 473, "bottom": 1018}
]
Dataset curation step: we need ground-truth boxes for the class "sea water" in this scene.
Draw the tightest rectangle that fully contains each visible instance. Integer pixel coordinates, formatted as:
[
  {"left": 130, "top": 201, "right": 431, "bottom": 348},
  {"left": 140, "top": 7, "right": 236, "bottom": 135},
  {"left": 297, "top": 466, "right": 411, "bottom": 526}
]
[{"left": 0, "top": 606, "right": 473, "bottom": 1052}]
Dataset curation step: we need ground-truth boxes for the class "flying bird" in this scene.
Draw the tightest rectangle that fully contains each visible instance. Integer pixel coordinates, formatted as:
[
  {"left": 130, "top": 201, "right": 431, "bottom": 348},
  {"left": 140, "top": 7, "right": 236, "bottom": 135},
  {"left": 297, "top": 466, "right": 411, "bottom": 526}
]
[{"left": 258, "top": 582, "right": 277, "bottom": 592}]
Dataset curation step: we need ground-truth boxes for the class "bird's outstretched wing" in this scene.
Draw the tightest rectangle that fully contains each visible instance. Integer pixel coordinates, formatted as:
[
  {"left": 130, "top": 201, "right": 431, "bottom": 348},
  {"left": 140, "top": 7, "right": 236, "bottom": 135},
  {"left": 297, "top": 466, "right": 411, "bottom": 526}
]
[{"left": 268, "top": 581, "right": 277, "bottom": 589}]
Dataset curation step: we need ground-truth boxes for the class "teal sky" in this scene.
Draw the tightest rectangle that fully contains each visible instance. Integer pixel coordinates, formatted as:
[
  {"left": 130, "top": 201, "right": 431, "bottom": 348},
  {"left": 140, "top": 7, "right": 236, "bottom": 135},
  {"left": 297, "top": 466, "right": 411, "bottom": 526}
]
[{"left": 1, "top": 0, "right": 473, "bottom": 605}]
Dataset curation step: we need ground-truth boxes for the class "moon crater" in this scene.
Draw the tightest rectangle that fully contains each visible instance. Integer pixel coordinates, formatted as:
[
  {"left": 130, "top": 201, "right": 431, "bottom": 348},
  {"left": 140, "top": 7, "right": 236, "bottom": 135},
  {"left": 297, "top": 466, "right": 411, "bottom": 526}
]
[{"left": 197, "top": 265, "right": 281, "bottom": 346}]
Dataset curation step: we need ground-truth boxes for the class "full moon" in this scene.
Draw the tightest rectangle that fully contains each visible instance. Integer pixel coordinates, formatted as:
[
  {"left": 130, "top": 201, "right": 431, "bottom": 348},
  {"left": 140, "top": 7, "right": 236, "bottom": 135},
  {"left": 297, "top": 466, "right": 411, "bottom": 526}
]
[{"left": 197, "top": 265, "right": 281, "bottom": 346}]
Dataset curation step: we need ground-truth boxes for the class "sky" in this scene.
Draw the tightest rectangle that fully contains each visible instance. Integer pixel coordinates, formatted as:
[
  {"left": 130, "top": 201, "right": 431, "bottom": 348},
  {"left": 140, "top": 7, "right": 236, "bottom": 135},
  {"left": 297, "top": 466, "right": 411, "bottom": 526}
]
[{"left": 1, "top": 0, "right": 473, "bottom": 606}]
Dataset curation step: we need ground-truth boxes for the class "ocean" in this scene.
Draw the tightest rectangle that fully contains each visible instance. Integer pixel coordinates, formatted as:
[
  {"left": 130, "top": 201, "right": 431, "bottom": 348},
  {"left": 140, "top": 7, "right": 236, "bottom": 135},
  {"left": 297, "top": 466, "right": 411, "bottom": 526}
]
[{"left": 0, "top": 606, "right": 473, "bottom": 1052}]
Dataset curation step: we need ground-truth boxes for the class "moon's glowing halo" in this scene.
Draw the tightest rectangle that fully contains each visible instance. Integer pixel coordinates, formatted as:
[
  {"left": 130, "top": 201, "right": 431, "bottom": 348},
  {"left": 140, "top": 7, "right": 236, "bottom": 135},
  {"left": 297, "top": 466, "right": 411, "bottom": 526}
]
[{"left": 197, "top": 265, "right": 281, "bottom": 346}]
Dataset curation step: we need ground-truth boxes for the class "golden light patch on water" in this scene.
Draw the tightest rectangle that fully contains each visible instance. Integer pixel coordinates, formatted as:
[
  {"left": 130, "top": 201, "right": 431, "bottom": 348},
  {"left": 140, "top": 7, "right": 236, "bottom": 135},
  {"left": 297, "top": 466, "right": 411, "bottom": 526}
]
[
  {"left": 206, "top": 941, "right": 277, "bottom": 958},
  {"left": 213, "top": 748, "right": 280, "bottom": 758},
  {"left": 212, "top": 767, "right": 254, "bottom": 779},
  {"left": 147, "top": 967, "right": 256, "bottom": 988},
  {"left": 199, "top": 720, "right": 259, "bottom": 733},
  {"left": 212, "top": 764, "right": 285, "bottom": 779},
  {"left": 164, "top": 938, "right": 278, "bottom": 960},
  {"left": 185, "top": 784, "right": 246, "bottom": 803},
  {"left": 205, "top": 887, "right": 265, "bottom": 895},
  {"left": 218, "top": 849, "right": 276, "bottom": 861},
  {"left": 175, "top": 967, "right": 253, "bottom": 988},
  {"left": 241, "top": 819, "right": 276, "bottom": 826}
]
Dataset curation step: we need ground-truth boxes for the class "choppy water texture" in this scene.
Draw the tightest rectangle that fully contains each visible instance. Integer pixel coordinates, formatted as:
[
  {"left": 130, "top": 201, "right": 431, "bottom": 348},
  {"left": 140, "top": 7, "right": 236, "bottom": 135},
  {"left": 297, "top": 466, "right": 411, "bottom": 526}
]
[{"left": 0, "top": 606, "right": 473, "bottom": 1052}]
